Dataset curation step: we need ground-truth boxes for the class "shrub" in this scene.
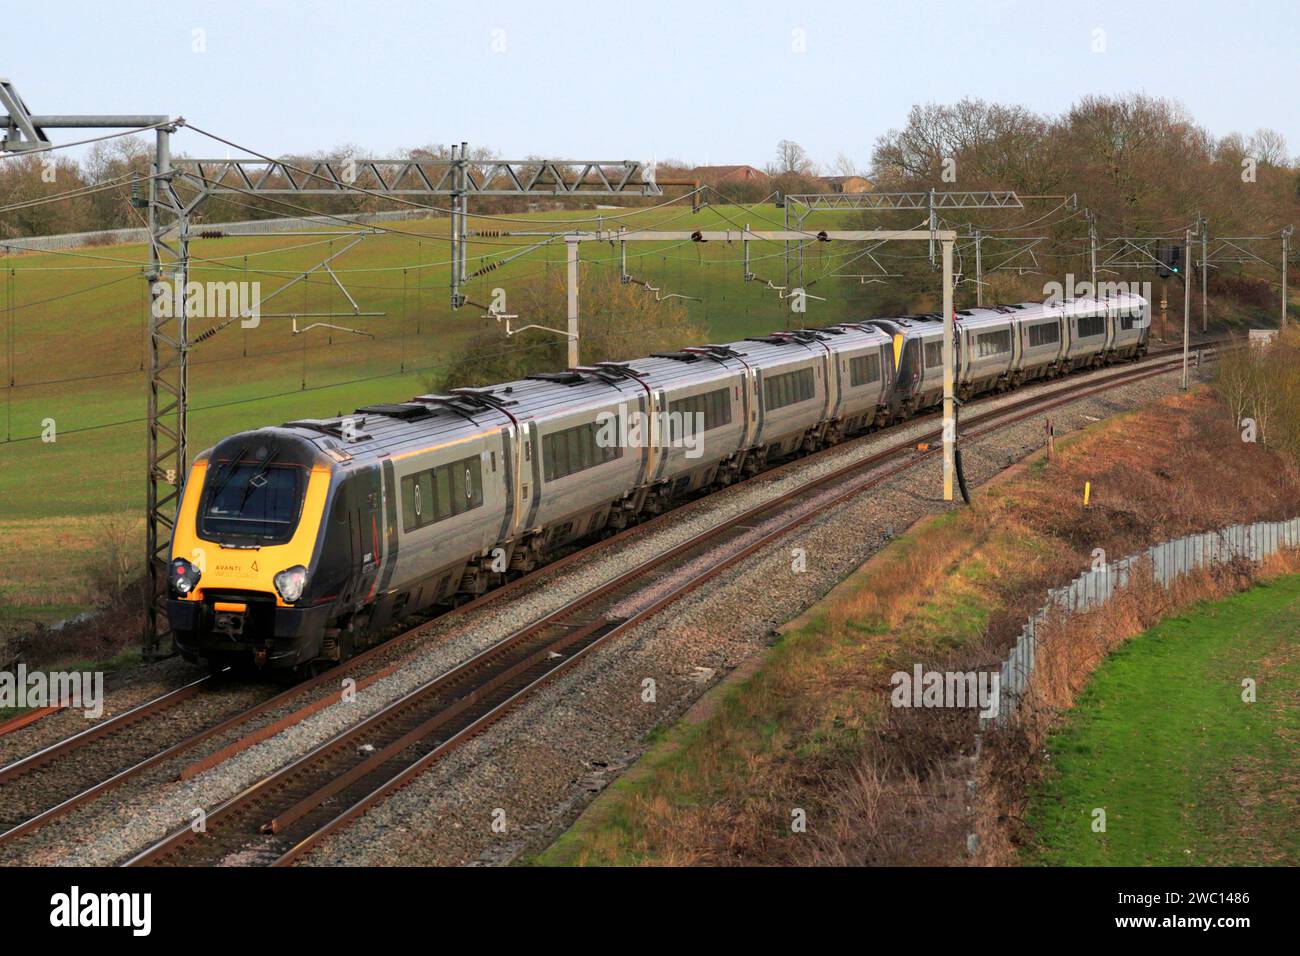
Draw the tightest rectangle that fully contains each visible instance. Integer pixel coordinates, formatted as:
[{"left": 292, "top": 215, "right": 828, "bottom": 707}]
[{"left": 422, "top": 267, "right": 709, "bottom": 392}]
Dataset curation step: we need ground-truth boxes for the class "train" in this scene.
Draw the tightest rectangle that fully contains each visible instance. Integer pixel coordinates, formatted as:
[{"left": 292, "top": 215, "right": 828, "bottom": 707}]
[{"left": 167, "top": 292, "right": 1149, "bottom": 672}]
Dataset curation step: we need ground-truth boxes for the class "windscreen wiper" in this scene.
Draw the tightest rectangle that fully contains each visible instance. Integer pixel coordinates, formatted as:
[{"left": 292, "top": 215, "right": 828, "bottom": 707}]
[
  {"left": 206, "top": 445, "right": 248, "bottom": 502},
  {"left": 236, "top": 448, "right": 280, "bottom": 511}
]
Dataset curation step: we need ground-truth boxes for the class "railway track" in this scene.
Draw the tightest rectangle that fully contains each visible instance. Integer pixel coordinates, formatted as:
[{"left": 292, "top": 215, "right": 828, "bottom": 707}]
[
  {"left": 0, "top": 676, "right": 218, "bottom": 838},
  {"left": 0, "top": 706, "right": 63, "bottom": 739},
  {"left": 125, "top": 347, "right": 1202, "bottom": 866}
]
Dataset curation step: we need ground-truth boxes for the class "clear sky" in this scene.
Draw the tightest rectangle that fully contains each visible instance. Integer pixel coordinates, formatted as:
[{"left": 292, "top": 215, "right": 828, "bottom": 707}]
[{"left": 5, "top": 0, "right": 1298, "bottom": 169}]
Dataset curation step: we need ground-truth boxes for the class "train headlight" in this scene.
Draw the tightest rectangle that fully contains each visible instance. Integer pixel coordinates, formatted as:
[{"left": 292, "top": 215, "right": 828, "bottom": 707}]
[
  {"left": 170, "top": 558, "right": 201, "bottom": 597},
  {"left": 273, "top": 565, "right": 308, "bottom": 604}
]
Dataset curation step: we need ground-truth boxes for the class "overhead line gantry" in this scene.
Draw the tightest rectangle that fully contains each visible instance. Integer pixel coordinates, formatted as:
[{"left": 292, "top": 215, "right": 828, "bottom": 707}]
[{"left": 0, "top": 79, "right": 672, "bottom": 656}]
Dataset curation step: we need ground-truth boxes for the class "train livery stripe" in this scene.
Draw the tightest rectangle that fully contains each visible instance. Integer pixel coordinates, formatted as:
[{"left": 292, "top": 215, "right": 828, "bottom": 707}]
[{"left": 388, "top": 430, "right": 486, "bottom": 464}]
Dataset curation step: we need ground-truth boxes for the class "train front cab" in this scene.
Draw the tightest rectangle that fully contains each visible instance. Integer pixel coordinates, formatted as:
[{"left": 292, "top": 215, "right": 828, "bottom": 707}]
[{"left": 167, "top": 429, "right": 341, "bottom": 671}]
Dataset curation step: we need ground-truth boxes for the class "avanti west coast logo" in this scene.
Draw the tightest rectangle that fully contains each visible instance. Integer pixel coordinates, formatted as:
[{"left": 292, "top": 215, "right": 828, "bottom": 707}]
[
  {"left": 49, "top": 886, "right": 151, "bottom": 936},
  {"left": 0, "top": 665, "right": 103, "bottom": 718},
  {"left": 596, "top": 404, "right": 707, "bottom": 458},
  {"left": 890, "top": 664, "right": 1001, "bottom": 719}
]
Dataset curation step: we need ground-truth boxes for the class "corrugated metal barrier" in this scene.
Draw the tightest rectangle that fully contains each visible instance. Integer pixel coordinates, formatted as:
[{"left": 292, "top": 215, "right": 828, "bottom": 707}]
[{"left": 982, "top": 517, "right": 1300, "bottom": 730}]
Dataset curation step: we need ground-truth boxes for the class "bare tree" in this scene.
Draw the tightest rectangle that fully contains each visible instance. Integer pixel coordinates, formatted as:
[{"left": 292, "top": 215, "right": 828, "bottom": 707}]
[
  {"left": 772, "top": 139, "right": 815, "bottom": 176},
  {"left": 1214, "top": 336, "right": 1254, "bottom": 431},
  {"left": 832, "top": 152, "right": 859, "bottom": 177},
  {"left": 1247, "top": 128, "right": 1288, "bottom": 167}
]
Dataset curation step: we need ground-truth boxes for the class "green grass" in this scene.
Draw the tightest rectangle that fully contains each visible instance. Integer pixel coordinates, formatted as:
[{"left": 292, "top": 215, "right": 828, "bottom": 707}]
[
  {"left": 1025, "top": 574, "right": 1300, "bottom": 866},
  {"left": 0, "top": 203, "right": 925, "bottom": 523},
  {"left": 0, "top": 204, "right": 936, "bottom": 617}
]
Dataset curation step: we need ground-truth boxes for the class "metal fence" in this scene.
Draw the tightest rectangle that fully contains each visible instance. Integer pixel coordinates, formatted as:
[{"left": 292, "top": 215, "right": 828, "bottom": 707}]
[
  {"left": 0, "top": 209, "right": 435, "bottom": 254},
  {"left": 983, "top": 517, "right": 1300, "bottom": 729}
]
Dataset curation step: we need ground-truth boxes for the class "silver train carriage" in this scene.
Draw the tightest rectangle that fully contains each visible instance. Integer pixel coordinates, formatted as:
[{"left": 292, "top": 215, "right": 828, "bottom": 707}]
[
  {"left": 872, "top": 293, "right": 1148, "bottom": 418},
  {"left": 166, "top": 295, "right": 1143, "bottom": 670}
]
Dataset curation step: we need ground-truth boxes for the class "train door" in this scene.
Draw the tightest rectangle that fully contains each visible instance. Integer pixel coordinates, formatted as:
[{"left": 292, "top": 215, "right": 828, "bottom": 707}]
[
  {"left": 821, "top": 345, "right": 838, "bottom": 420},
  {"left": 378, "top": 457, "right": 399, "bottom": 595},
  {"left": 346, "top": 465, "right": 382, "bottom": 610},
  {"left": 650, "top": 387, "right": 667, "bottom": 482},
  {"left": 746, "top": 366, "right": 761, "bottom": 446}
]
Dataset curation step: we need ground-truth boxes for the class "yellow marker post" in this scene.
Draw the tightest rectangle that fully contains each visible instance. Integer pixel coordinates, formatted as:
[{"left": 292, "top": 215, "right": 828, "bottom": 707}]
[{"left": 1083, "top": 481, "right": 1091, "bottom": 506}]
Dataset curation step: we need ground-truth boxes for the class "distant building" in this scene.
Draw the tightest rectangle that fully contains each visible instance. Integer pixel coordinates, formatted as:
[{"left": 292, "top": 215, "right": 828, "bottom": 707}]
[
  {"left": 690, "top": 164, "right": 769, "bottom": 184},
  {"left": 820, "top": 175, "right": 874, "bottom": 194}
]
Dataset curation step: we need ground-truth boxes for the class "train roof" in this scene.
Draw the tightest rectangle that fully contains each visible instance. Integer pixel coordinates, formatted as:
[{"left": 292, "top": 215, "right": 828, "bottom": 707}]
[{"left": 198, "top": 295, "right": 1150, "bottom": 467}]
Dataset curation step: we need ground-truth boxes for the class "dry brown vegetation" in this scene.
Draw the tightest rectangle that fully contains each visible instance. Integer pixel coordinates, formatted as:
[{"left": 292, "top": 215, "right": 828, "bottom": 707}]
[
  {"left": 1215, "top": 328, "right": 1300, "bottom": 472},
  {"left": 864, "top": 95, "right": 1298, "bottom": 322},
  {"left": 540, "top": 386, "right": 1300, "bottom": 866},
  {"left": 0, "top": 513, "right": 145, "bottom": 670}
]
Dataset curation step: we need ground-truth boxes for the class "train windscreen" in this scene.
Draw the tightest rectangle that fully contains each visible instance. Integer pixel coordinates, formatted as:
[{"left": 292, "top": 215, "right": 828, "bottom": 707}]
[{"left": 199, "top": 450, "right": 307, "bottom": 544}]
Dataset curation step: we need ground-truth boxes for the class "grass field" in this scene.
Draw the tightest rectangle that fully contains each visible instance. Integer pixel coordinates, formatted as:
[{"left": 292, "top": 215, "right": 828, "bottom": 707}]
[
  {"left": 0, "top": 202, "right": 942, "bottom": 616},
  {"left": 1023, "top": 574, "right": 1300, "bottom": 866},
  {"left": 0, "top": 205, "right": 870, "bottom": 517}
]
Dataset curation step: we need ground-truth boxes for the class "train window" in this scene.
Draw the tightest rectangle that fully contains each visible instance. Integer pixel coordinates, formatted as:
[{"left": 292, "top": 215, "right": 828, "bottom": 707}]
[
  {"left": 435, "top": 467, "right": 453, "bottom": 520},
  {"left": 1027, "top": 322, "right": 1061, "bottom": 347},
  {"left": 468, "top": 458, "right": 484, "bottom": 507},
  {"left": 924, "top": 340, "right": 943, "bottom": 369},
  {"left": 416, "top": 471, "right": 434, "bottom": 523},
  {"left": 1120, "top": 314, "right": 1136, "bottom": 331},
  {"left": 975, "top": 330, "right": 1011, "bottom": 358},
  {"left": 848, "top": 353, "right": 881, "bottom": 386},
  {"left": 763, "top": 367, "right": 815, "bottom": 411},
  {"left": 1077, "top": 314, "right": 1106, "bottom": 337},
  {"left": 668, "top": 387, "right": 732, "bottom": 440},
  {"left": 401, "top": 476, "right": 418, "bottom": 529},
  {"left": 542, "top": 419, "right": 623, "bottom": 482},
  {"left": 401, "top": 454, "right": 485, "bottom": 532},
  {"left": 199, "top": 459, "right": 306, "bottom": 544}
]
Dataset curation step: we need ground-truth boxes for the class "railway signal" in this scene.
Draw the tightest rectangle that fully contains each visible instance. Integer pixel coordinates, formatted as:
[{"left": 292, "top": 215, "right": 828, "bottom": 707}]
[{"left": 1156, "top": 242, "right": 1182, "bottom": 277}]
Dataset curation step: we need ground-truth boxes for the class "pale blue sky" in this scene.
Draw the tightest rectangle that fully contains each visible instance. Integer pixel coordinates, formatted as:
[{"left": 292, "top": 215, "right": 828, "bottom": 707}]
[{"left": 6, "top": 0, "right": 1298, "bottom": 168}]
